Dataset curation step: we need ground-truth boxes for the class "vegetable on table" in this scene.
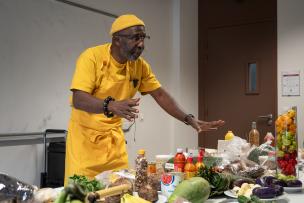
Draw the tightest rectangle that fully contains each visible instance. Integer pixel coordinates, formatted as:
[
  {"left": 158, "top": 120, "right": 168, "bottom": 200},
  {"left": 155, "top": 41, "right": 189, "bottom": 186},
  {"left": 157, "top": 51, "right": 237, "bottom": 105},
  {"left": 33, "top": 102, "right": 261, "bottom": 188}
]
[
  {"left": 54, "top": 190, "right": 68, "bottom": 203},
  {"left": 168, "top": 177, "right": 210, "bottom": 203},
  {"left": 54, "top": 183, "right": 86, "bottom": 203},
  {"left": 252, "top": 187, "right": 276, "bottom": 199},
  {"left": 237, "top": 195, "right": 264, "bottom": 203},
  {"left": 233, "top": 178, "right": 255, "bottom": 188},
  {"left": 69, "top": 175, "right": 105, "bottom": 193},
  {"left": 54, "top": 174, "right": 105, "bottom": 203},
  {"left": 121, "top": 194, "right": 151, "bottom": 203},
  {"left": 286, "top": 179, "right": 303, "bottom": 187},
  {"left": 197, "top": 166, "right": 253, "bottom": 197}
]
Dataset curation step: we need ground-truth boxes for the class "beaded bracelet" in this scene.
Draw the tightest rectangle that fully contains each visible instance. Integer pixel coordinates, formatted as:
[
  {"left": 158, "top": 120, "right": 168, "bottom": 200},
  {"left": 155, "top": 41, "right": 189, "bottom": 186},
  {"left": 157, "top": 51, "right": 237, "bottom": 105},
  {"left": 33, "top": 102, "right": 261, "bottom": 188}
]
[
  {"left": 183, "top": 114, "right": 194, "bottom": 125},
  {"left": 103, "top": 96, "right": 115, "bottom": 118}
]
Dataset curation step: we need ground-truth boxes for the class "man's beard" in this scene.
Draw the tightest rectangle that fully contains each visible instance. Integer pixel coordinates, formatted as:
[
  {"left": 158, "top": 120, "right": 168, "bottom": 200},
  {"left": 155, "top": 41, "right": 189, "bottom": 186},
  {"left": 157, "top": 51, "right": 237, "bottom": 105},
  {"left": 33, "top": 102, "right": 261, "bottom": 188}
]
[{"left": 122, "top": 46, "right": 143, "bottom": 61}]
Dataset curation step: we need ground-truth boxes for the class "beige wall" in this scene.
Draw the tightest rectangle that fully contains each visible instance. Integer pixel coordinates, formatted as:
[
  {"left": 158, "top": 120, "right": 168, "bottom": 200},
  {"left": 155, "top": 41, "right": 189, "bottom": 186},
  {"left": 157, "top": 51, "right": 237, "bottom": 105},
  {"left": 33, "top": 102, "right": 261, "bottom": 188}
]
[
  {"left": 0, "top": 0, "right": 198, "bottom": 185},
  {"left": 278, "top": 0, "right": 304, "bottom": 147}
]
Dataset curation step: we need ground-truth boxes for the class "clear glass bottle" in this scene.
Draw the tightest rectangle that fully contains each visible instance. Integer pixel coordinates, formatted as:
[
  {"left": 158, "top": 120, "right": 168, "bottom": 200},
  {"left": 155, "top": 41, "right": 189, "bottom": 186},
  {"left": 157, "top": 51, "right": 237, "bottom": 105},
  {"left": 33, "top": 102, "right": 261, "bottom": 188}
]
[
  {"left": 249, "top": 121, "right": 260, "bottom": 146},
  {"left": 135, "top": 149, "right": 148, "bottom": 192}
]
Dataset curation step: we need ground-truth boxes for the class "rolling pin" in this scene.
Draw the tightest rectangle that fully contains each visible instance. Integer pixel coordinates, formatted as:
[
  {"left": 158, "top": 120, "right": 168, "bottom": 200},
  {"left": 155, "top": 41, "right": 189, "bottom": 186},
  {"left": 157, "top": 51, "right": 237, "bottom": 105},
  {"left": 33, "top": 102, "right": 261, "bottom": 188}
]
[{"left": 85, "top": 184, "right": 131, "bottom": 203}]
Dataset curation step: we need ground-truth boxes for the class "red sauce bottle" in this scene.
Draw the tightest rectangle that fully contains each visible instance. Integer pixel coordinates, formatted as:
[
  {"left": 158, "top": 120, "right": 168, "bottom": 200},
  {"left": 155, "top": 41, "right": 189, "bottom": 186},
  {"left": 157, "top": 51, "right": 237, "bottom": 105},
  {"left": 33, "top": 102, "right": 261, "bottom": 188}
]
[{"left": 174, "top": 148, "right": 186, "bottom": 172}]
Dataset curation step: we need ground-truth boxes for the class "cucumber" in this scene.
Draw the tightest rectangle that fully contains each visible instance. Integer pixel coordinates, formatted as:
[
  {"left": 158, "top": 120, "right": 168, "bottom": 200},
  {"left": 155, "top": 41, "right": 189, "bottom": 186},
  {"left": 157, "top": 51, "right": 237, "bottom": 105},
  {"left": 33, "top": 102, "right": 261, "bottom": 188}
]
[{"left": 54, "top": 190, "right": 68, "bottom": 203}]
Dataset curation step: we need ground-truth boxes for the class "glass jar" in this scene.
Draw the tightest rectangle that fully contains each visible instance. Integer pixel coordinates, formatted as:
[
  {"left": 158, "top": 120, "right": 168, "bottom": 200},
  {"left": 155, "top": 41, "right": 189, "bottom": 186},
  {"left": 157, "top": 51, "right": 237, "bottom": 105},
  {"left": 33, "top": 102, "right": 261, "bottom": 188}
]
[{"left": 276, "top": 107, "right": 298, "bottom": 176}]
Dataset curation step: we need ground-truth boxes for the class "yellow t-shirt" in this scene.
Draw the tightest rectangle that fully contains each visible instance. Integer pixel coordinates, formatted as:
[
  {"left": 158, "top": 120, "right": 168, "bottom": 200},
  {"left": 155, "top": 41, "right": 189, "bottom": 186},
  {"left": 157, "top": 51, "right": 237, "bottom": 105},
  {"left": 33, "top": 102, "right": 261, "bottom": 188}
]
[{"left": 70, "top": 43, "right": 161, "bottom": 130}]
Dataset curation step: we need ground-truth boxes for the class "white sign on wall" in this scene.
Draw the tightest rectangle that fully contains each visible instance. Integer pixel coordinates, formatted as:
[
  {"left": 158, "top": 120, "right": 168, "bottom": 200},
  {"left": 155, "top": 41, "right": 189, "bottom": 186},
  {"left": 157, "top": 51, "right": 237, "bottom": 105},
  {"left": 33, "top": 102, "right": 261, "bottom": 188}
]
[{"left": 282, "top": 71, "right": 300, "bottom": 96}]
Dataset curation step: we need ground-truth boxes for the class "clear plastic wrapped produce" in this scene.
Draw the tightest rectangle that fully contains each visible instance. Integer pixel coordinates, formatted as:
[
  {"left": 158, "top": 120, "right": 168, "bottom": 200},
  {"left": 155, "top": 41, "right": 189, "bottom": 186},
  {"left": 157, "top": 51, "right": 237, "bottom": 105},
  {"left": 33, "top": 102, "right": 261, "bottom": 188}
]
[
  {"left": 247, "top": 140, "right": 275, "bottom": 164},
  {"left": 0, "top": 173, "right": 36, "bottom": 202}
]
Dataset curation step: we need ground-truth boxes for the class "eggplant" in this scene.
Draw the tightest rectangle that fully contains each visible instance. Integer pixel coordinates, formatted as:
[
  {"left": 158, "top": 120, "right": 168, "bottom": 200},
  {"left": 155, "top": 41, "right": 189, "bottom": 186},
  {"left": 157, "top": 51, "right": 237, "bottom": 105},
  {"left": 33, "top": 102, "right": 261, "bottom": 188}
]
[
  {"left": 271, "top": 185, "right": 284, "bottom": 196},
  {"left": 255, "top": 177, "right": 265, "bottom": 186},
  {"left": 272, "top": 179, "right": 287, "bottom": 187},
  {"left": 255, "top": 176, "right": 277, "bottom": 187},
  {"left": 263, "top": 176, "right": 276, "bottom": 187},
  {"left": 252, "top": 187, "right": 276, "bottom": 199},
  {"left": 233, "top": 178, "right": 255, "bottom": 188},
  {"left": 286, "top": 179, "right": 303, "bottom": 187}
]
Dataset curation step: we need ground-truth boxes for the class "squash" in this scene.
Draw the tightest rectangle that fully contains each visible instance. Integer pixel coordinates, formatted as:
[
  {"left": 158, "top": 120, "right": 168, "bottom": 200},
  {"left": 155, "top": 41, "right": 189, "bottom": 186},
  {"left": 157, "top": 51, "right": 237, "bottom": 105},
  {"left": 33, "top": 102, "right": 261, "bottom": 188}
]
[{"left": 168, "top": 177, "right": 210, "bottom": 203}]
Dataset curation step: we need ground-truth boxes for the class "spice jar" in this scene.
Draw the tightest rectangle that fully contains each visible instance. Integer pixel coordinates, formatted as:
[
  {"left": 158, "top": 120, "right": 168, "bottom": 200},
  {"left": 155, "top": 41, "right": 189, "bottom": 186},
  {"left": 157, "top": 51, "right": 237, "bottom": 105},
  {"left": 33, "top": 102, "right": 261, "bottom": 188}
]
[
  {"left": 148, "top": 162, "right": 156, "bottom": 174},
  {"left": 135, "top": 149, "right": 148, "bottom": 192}
]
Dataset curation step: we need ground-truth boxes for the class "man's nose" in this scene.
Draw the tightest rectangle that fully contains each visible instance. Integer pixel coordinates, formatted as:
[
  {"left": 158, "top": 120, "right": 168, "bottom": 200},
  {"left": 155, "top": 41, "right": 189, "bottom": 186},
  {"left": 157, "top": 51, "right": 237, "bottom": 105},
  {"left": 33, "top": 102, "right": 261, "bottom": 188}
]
[{"left": 137, "top": 40, "right": 144, "bottom": 49}]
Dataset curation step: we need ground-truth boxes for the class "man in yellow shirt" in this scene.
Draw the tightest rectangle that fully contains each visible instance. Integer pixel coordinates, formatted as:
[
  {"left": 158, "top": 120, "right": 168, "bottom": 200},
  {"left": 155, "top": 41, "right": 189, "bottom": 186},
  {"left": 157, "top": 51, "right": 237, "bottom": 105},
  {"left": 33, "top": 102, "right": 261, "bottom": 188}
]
[{"left": 65, "top": 14, "right": 224, "bottom": 184}]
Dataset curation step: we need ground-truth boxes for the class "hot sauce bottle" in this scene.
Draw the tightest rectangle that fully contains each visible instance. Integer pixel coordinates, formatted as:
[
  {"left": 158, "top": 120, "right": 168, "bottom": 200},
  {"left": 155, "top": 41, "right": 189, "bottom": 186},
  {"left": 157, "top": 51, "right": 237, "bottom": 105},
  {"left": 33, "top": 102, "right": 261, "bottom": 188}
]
[
  {"left": 174, "top": 148, "right": 186, "bottom": 172},
  {"left": 195, "top": 148, "right": 205, "bottom": 170},
  {"left": 184, "top": 153, "right": 197, "bottom": 180}
]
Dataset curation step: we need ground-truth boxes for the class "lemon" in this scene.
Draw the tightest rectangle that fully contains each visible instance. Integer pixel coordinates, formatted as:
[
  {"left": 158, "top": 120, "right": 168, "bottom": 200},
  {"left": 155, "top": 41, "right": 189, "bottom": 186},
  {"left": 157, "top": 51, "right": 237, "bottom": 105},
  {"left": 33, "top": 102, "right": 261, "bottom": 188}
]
[{"left": 225, "top": 130, "right": 234, "bottom": 140}]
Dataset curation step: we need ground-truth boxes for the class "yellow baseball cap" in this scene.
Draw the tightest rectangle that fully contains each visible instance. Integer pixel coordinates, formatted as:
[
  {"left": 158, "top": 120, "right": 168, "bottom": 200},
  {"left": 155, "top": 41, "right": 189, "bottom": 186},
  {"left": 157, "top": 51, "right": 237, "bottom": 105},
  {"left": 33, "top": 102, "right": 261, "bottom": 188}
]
[{"left": 110, "top": 14, "right": 145, "bottom": 35}]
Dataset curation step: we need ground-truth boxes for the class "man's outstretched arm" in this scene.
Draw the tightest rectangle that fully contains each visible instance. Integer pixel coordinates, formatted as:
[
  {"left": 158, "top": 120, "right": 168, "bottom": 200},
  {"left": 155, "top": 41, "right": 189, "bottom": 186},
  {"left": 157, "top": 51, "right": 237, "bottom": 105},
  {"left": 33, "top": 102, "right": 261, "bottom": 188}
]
[{"left": 148, "top": 87, "right": 225, "bottom": 132}]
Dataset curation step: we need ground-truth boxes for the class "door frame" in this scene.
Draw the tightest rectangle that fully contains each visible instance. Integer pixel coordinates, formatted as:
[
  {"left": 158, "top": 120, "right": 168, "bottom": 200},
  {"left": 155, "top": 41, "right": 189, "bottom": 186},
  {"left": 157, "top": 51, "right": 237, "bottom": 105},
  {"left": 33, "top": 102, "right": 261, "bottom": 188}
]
[{"left": 198, "top": 0, "right": 278, "bottom": 147}]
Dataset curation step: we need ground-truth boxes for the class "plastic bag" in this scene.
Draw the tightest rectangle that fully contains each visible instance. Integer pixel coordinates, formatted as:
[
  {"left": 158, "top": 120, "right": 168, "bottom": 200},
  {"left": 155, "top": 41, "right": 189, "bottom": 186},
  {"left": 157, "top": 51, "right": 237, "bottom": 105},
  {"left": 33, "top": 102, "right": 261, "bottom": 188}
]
[
  {"left": 95, "top": 169, "right": 135, "bottom": 187},
  {"left": 218, "top": 136, "right": 248, "bottom": 164},
  {"left": 247, "top": 140, "right": 275, "bottom": 163},
  {"left": 0, "top": 173, "right": 36, "bottom": 202}
]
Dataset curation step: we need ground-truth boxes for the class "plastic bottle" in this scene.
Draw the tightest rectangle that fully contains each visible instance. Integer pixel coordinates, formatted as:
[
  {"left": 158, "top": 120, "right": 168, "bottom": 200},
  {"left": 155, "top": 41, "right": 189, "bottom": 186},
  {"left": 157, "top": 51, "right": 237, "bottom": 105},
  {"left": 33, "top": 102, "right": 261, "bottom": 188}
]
[
  {"left": 184, "top": 153, "right": 197, "bottom": 180},
  {"left": 264, "top": 132, "right": 275, "bottom": 146},
  {"left": 174, "top": 148, "right": 186, "bottom": 172},
  {"left": 249, "top": 121, "right": 260, "bottom": 146},
  {"left": 135, "top": 149, "right": 148, "bottom": 192},
  {"left": 225, "top": 130, "right": 234, "bottom": 140},
  {"left": 195, "top": 148, "right": 205, "bottom": 170}
]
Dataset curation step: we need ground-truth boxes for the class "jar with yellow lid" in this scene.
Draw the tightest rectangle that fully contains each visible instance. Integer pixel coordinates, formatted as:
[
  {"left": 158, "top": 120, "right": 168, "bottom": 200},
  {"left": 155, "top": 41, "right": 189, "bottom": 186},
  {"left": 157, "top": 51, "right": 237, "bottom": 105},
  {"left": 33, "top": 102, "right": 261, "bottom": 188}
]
[{"left": 135, "top": 149, "right": 148, "bottom": 191}]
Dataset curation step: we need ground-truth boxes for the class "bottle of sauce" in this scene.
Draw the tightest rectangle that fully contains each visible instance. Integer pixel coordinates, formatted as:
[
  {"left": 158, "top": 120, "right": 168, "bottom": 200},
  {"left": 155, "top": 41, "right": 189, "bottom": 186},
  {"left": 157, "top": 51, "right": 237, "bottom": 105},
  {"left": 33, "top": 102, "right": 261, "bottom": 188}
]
[
  {"left": 249, "top": 121, "right": 260, "bottom": 146},
  {"left": 135, "top": 149, "right": 148, "bottom": 192},
  {"left": 195, "top": 148, "right": 205, "bottom": 170},
  {"left": 174, "top": 148, "right": 186, "bottom": 172},
  {"left": 184, "top": 153, "right": 197, "bottom": 180}
]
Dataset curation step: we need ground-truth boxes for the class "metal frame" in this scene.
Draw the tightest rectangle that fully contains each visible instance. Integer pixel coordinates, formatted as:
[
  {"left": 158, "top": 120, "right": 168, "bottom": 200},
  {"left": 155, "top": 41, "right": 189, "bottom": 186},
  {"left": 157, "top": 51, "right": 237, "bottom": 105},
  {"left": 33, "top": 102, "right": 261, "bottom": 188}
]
[
  {"left": 0, "top": 131, "right": 66, "bottom": 147},
  {"left": 54, "top": 0, "right": 118, "bottom": 18}
]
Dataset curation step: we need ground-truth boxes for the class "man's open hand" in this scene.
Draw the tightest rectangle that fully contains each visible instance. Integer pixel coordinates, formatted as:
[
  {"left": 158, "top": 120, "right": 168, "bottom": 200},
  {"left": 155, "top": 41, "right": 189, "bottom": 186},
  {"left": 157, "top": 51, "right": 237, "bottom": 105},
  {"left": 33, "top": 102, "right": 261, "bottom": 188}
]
[
  {"left": 108, "top": 98, "right": 140, "bottom": 121},
  {"left": 190, "top": 119, "right": 225, "bottom": 133}
]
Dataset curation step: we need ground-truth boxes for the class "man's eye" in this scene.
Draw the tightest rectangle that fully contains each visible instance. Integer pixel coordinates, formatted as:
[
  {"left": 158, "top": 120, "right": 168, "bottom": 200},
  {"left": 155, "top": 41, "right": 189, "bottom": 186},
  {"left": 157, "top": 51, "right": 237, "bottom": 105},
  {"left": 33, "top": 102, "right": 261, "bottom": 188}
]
[{"left": 132, "top": 35, "right": 141, "bottom": 41}]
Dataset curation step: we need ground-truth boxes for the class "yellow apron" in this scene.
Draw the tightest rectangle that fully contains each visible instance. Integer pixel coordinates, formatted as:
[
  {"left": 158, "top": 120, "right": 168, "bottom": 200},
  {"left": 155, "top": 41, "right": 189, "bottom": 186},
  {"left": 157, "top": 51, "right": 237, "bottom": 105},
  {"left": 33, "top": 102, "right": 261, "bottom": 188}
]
[{"left": 65, "top": 59, "right": 138, "bottom": 185}]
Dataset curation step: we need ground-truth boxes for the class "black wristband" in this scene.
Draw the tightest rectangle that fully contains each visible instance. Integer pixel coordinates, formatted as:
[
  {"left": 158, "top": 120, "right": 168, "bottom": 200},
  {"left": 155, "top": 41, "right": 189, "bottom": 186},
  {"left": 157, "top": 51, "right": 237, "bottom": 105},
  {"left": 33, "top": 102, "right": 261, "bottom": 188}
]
[
  {"left": 103, "top": 96, "right": 115, "bottom": 118},
  {"left": 183, "top": 114, "right": 194, "bottom": 125}
]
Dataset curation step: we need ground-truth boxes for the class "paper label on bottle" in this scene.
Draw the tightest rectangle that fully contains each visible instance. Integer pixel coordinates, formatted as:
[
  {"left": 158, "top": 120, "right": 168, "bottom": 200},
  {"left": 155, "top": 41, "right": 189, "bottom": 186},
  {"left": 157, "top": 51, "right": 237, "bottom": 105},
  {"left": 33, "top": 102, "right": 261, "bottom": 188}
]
[{"left": 165, "top": 163, "right": 174, "bottom": 170}]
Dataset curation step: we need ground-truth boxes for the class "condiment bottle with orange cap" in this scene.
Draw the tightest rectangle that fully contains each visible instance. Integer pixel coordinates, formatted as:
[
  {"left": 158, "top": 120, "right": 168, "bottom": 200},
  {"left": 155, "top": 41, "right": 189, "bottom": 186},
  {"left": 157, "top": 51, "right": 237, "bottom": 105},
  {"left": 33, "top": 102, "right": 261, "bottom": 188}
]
[{"left": 184, "top": 153, "right": 197, "bottom": 180}]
